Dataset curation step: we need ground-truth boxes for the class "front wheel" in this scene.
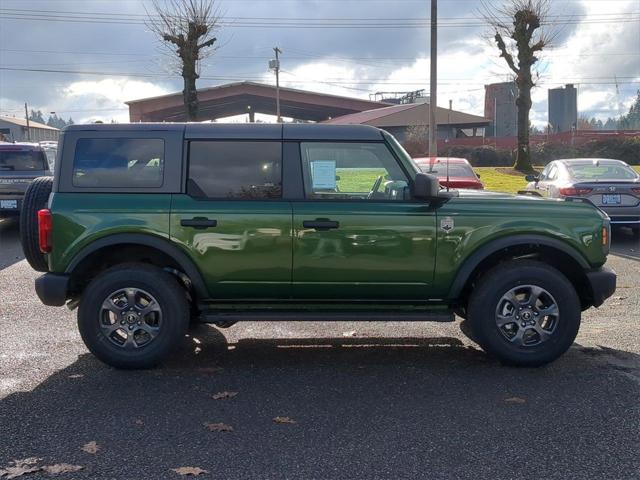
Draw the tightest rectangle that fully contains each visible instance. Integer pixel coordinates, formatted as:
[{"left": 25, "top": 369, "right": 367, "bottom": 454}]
[
  {"left": 78, "top": 264, "right": 189, "bottom": 369},
  {"left": 467, "top": 260, "right": 581, "bottom": 367}
]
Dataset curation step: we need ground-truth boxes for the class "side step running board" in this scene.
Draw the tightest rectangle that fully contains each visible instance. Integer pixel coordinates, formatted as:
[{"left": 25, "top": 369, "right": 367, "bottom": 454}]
[{"left": 199, "top": 310, "right": 455, "bottom": 323}]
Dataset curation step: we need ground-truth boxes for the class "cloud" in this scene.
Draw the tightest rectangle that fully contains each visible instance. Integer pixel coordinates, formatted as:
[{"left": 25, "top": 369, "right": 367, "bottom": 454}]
[
  {"left": 22, "top": 79, "right": 169, "bottom": 123},
  {"left": 60, "top": 78, "right": 170, "bottom": 122},
  {"left": 0, "top": 0, "right": 636, "bottom": 125}
]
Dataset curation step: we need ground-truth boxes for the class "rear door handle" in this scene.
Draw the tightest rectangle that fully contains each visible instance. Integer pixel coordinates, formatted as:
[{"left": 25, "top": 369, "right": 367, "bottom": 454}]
[
  {"left": 302, "top": 219, "right": 340, "bottom": 231},
  {"left": 180, "top": 217, "right": 218, "bottom": 229}
]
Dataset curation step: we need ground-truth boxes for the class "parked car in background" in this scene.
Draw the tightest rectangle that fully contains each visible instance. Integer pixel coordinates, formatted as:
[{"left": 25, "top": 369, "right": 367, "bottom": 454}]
[
  {"left": 0, "top": 143, "right": 52, "bottom": 218},
  {"left": 413, "top": 157, "right": 484, "bottom": 190},
  {"left": 525, "top": 158, "right": 640, "bottom": 238}
]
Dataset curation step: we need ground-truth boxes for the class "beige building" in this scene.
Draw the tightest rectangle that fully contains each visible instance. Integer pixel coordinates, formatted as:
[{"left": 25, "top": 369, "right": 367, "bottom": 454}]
[{"left": 0, "top": 115, "right": 60, "bottom": 142}]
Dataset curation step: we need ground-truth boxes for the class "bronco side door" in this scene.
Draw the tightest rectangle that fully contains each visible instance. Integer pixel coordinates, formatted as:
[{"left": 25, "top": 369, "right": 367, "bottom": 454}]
[
  {"left": 170, "top": 126, "right": 292, "bottom": 300},
  {"left": 290, "top": 139, "right": 437, "bottom": 301}
]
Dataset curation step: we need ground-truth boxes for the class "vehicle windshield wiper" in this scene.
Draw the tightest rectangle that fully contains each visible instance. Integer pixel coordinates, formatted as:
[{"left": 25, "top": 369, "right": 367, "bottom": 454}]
[{"left": 0, "top": 165, "right": 15, "bottom": 170}]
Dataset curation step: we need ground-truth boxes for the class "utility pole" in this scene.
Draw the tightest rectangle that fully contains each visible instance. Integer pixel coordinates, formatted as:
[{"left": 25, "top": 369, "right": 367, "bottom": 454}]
[
  {"left": 270, "top": 47, "right": 282, "bottom": 123},
  {"left": 428, "top": 0, "right": 437, "bottom": 159},
  {"left": 24, "top": 102, "right": 31, "bottom": 142},
  {"left": 494, "top": 97, "right": 498, "bottom": 137}
]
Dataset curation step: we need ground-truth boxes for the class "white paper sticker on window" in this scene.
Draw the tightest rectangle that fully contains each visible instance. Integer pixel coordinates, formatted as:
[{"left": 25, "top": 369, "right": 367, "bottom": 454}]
[{"left": 311, "top": 161, "right": 337, "bottom": 189}]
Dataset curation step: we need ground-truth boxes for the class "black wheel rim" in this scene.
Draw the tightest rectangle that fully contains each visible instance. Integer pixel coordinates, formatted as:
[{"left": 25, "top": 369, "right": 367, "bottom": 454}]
[
  {"left": 99, "top": 288, "right": 162, "bottom": 350},
  {"left": 495, "top": 284, "right": 559, "bottom": 347}
]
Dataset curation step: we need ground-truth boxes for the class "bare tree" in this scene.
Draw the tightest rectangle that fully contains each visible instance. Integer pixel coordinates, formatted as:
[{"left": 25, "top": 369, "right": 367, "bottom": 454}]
[
  {"left": 483, "top": 0, "right": 555, "bottom": 172},
  {"left": 147, "top": 0, "right": 221, "bottom": 121}
]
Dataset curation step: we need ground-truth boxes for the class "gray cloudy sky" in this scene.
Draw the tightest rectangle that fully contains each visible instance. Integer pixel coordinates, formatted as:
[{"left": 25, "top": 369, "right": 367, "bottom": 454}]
[{"left": 0, "top": 0, "right": 638, "bottom": 126}]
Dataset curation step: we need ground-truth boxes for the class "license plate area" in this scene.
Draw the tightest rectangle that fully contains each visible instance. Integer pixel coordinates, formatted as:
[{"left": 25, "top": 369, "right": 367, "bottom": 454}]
[
  {"left": 602, "top": 194, "right": 621, "bottom": 205},
  {"left": 0, "top": 199, "right": 18, "bottom": 209}
]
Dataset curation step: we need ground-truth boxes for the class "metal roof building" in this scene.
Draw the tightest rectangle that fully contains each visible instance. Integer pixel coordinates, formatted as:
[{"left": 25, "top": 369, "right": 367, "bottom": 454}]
[
  {"left": 0, "top": 115, "right": 59, "bottom": 143},
  {"left": 126, "top": 81, "right": 390, "bottom": 123},
  {"left": 323, "top": 102, "right": 490, "bottom": 142}
]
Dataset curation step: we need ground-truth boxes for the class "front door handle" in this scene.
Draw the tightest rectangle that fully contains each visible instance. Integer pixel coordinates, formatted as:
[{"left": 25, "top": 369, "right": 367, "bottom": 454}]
[
  {"left": 303, "top": 218, "right": 340, "bottom": 231},
  {"left": 181, "top": 217, "right": 218, "bottom": 229}
]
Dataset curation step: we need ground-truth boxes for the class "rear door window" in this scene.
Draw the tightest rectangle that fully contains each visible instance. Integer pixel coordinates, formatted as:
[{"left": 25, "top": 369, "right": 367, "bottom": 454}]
[
  {"left": 0, "top": 149, "right": 48, "bottom": 171},
  {"left": 72, "top": 138, "right": 164, "bottom": 188},
  {"left": 187, "top": 141, "right": 282, "bottom": 199}
]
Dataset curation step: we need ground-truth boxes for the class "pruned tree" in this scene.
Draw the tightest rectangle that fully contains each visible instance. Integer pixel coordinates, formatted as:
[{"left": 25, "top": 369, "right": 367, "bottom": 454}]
[
  {"left": 483, "top": 0, "right": 555, "bottom": 172},
  {"left": 147, "top": 0, "right": 221, "bottom": 121}
]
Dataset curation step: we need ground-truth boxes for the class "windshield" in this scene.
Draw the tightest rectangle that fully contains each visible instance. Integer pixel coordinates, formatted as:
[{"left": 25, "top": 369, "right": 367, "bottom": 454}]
[
  {"left": 567, "top": 163, "right": 639, "bottom": 181},
  {"left": 0, "top": 150, "right": 48, "bottom": 171},
  {"left": 418, "top": 163, "right": 476, "bottom": 178},
  {"left": 382, "top": 131, "right": 420, "bottom": 176}
]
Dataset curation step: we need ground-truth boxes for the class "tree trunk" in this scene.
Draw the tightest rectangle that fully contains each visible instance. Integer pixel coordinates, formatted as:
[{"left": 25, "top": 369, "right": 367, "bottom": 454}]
[
  {"left": 182, "top": 74, "right": 198, "bottom": 121},
  {"left": 514, "top": 87, "right": 534, "bottom": 172},
  {"left": 181, "top": 40, "right": 200, "bottom": 121}
]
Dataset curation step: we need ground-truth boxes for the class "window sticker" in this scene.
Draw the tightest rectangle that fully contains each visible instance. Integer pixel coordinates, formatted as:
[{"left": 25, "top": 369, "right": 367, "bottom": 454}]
[{"left": 311, "top": 160, "right": 337, "bottom": 189}]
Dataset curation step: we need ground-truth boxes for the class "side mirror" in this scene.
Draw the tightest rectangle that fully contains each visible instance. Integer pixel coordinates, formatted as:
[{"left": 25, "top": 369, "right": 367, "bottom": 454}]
[
  {"left": 412, "top": 173, "right": 440, "bottom": 200},
  {"left": 476, "top": 173, "right": 481, "bottom": 179},
  {"left": 525, "top": 174, "right": 539, "bottom": 182}
]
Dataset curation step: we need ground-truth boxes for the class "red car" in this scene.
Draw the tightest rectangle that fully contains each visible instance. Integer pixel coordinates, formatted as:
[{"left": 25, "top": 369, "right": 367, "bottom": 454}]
[{"left": 413, "top": 157, "right": 484, "bottom": 190}]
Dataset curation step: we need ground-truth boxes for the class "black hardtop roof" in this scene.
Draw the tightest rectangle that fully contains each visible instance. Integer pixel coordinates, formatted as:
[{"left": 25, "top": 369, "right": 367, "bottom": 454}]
[{"left": 63, "top": 123, "right": 384, "bottom": 141}]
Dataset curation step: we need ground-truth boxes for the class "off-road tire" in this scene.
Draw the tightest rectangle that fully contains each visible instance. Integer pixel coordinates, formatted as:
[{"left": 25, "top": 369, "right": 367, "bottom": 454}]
[
  {"left": 19, "top": 176, "right": 53, "bottom": 272},
  {"left": 468, "top": 260, "right": 581, "bottom": 367},
  {"left": 78, "top": 263, "right": 189, "bottom": 369}
]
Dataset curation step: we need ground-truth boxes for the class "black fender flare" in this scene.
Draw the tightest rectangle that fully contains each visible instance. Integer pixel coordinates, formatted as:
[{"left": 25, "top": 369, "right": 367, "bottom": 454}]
[
  {"left": 65, "top": 233, "right": 210, "bottom": 300},
  {"left": 448, "top": 234, "right": 590, "bottom": 299}
]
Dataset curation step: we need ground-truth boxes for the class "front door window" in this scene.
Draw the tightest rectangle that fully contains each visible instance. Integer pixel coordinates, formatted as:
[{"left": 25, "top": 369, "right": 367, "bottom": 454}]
[{"left": 300, "top": 142, "right": 410, "bottom": 201}]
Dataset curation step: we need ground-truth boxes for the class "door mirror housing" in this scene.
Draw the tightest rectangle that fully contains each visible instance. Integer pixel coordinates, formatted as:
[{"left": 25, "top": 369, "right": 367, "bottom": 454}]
[
  {"left": 412, "top": 173, "right": 441, "bottom": 200},
  {"left": 525, "top": 174, "right": 539, "bottom": 183}
]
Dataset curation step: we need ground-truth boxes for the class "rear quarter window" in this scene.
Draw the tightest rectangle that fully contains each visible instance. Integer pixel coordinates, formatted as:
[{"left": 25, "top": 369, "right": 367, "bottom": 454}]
[{"left": 72, "top": 138, "right": 164, "bottom": 188}]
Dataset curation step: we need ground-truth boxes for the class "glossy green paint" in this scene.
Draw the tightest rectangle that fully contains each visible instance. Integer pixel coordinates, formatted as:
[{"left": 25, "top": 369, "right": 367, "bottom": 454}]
[
  {"left": 432, "top": 191, "right": 608, "bottom": 299},
  {"left": 48, "top": 189, "right": 608, "bottom": 305},
  {"left": 169, "top": 195, "right": 292, "bottom": 299},
  {"left": 292, "top": 201, "right": 436, "bottom": 299},
  {"left": 49, "top": 193, "right": 171, "bottom": 273}
]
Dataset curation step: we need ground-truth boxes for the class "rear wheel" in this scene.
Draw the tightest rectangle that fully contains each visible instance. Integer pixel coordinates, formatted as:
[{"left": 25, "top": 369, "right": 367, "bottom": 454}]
[
  {"left": 78, "top": 264, "right": 189, "bottom": 369},
  {"left": 467, "top": 260, "right": 581, "bottom": 367},
  {"left": 19, "top": 176, "right": 53, "bottom": 272}
]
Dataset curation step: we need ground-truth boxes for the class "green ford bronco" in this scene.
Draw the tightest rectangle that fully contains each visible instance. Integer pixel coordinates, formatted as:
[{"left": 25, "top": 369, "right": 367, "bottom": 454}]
[{"left": 21, "top": 123, "right": 616, "bottom": 369}]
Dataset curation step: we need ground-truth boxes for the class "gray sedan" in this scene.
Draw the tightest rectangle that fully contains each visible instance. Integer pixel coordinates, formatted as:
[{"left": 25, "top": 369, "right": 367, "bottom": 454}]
[{"left": 525, "top": 158, "right": 640, "bottom": 237}]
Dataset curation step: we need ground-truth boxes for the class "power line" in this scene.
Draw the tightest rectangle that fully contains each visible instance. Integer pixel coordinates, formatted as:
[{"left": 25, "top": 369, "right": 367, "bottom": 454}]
[
  {"left": 2, "top": 47, "right": 638, "bottom": 61},
  {"left": 3, "top": 7, "right": 635, "bottom": 20},
  {"left": 1, "top": 9, "right": 638, "bottom": 28},
  {"left": 1, "top": 66, "right": 638, "bottom": 87}
]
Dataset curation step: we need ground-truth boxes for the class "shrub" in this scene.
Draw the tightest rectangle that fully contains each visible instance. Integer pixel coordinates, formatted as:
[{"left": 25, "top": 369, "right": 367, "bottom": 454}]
[{"left": 446, "top": 137, "right": 640, "bottom": 167}]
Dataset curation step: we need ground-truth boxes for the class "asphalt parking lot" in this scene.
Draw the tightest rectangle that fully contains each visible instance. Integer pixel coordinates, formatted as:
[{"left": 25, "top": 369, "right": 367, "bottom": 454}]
[{"left": 1, "top": 217, "right": 639, "bottom": 480}]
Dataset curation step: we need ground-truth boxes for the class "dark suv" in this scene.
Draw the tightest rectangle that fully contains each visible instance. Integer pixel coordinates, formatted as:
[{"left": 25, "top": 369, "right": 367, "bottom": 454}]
[
  {"left": 21, "top": 123, "right": 616, "bottom": 369},
  {"left": 0, "top": 143, "right": 52, "bottom": 218}
]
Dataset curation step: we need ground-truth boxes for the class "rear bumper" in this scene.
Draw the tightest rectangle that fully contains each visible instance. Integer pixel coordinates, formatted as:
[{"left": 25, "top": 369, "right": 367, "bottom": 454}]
[
  {"left": 609, "top": 216, "right": 640, "bottom": 226},
  {"left": 599, "top": 206, "right": 640, "bottom": 225},
  {"left": 586, "top": 267, "right": 617, "bottom": 308},
  {"left": 35, "top": 273, "right": 70, "bottom": 306}
]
